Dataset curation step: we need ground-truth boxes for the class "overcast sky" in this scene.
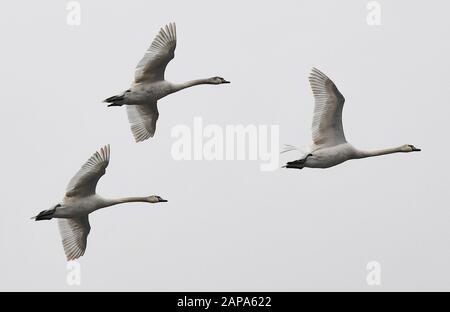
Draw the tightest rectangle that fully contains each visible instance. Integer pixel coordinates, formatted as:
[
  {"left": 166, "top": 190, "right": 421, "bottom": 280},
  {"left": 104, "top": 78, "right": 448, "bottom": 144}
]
[{"left": 0, "top": 0, "right": 449, "bottom": 291}]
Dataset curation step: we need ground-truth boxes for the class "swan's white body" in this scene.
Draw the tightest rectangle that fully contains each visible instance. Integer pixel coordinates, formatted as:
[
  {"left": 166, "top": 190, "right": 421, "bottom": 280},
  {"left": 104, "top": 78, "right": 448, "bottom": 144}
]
[
  {"left": 105, "top": 23, "right": 230, "bottom": 142},
  {"left": 284, "top": 68, "right": 420, "bottom": 169},
  {"left": 32, "top": 145, "right": 167, "bottom": 261}
]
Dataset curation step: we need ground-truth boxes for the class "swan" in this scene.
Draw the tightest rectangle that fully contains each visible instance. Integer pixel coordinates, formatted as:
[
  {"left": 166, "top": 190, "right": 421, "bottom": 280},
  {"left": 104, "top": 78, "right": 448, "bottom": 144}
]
[
  {"left": 32, "top": 145, "right": 167, "bottom": 261},
  {"left": 283, "top": 68, "right": 421, "bottom": 169},
  {"left": 104, "top": 23, "right": 230, "bottom": 142}
]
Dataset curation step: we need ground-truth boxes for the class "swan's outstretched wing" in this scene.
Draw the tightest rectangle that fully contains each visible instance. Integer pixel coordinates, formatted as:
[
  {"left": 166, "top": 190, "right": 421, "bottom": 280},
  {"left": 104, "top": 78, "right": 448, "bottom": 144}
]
[
  {"left": 58, "top": 217, "right": 90, "bottom": 261},
  {"left": 127, "top": 102, "right": 159, "bottom": 142},
  {"left": 135, "top": 23, "right": 177, "bottom": 83},
  {"left": 309, "top": 68, "right": 346, "bottom": 149},
  {"left": 65, "top": 145, "right": 110, "bottom": 198}
]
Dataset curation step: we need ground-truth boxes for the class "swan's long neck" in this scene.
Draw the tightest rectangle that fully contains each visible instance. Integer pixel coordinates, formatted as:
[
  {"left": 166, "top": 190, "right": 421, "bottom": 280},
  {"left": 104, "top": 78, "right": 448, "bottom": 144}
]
[
  {"left": 99, "top": 196, "right": 150, "bottom": 208},
  {"left": 171, "top": 78, "right": 212, "bottom": 93},
  {"left": 355, "top": 146, "right": 405, "bottom": 159}
]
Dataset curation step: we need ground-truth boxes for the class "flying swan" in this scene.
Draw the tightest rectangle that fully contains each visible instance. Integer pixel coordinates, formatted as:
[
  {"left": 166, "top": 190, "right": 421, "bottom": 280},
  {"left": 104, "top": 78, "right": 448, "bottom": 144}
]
[
  {"left": 32, "top": 145, "right": 167, "bottom": 261},
  {"left": 104, "top": 22, "right": 230, "bottom": 142},
  {"left": 283, "top": 68, "right": 420, "bottom": 169}
]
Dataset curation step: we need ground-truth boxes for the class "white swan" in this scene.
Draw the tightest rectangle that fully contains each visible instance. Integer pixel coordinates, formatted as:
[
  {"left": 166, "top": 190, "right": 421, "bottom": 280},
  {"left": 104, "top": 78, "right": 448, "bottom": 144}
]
[
  {"left": 284, "top": 68, "right": 420, "bottom": 169},
  {"left": 32, "top": 145, "right": 167, "bottom": 261},
  {"left": 104, "top": 23, "right": 230, "bottom": 142}
]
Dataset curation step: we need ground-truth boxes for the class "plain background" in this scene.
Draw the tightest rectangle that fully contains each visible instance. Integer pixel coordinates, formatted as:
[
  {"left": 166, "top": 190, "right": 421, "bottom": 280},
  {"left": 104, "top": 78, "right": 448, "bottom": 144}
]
[{"left": 0, "top": 0, "right": 448, "bottom": 291}]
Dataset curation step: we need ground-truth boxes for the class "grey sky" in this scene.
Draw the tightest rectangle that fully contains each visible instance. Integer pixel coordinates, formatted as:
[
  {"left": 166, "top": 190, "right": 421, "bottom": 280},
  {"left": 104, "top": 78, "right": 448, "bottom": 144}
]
[{"left": 0, "top": 0, "right": 448, "bottom": 291}]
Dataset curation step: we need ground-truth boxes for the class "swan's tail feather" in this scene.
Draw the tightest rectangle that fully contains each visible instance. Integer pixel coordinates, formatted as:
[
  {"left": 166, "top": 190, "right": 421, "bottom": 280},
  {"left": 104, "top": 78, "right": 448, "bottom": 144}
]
[
  {"left": 32, "top": 208, "right": 55, "bottom": 221},
  {"left": 281, "top": 144, "right": 301, "bottom": 154},
  {"left": 103, "top": 94, "right": 123, "bottom": 103}
]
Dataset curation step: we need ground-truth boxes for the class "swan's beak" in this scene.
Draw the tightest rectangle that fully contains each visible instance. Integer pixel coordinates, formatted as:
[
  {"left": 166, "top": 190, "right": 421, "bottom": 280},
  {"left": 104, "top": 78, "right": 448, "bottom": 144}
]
[
  {"left": 158, "top": 198, "right": 168, "bottom": 203},
  {"left": 412, "top": 146, "right": 421, "bottom": 152},
  {"left": 222, "top": 80, "right": 231, "bottom": 84}
]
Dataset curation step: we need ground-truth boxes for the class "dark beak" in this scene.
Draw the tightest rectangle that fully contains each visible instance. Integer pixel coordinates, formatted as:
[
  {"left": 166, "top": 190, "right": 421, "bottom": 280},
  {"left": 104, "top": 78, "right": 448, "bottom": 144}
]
[
  {"left": 159, "top": 198, "right": 168, "bottom": 203},
  {"left": 222, "top": 80, "right": 231, "bottom": 84}
]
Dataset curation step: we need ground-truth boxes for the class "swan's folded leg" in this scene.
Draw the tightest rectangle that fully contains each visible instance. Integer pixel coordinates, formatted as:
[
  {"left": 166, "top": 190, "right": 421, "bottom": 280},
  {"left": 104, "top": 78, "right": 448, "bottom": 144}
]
[
  {"left": 32, "top": 207, "right": 57, "bottom": 220},
  {"left": 283, "top": 165, "right": 304, "bottom": 170},
  {"left": 283, "top": 160, "right": 305, "bottom": 170},
  {"left": 107, "top": 103, "right": 124, "bottom": 107},
  {"left": 283, "top": 153, "right": 313, "bottom": 169}
]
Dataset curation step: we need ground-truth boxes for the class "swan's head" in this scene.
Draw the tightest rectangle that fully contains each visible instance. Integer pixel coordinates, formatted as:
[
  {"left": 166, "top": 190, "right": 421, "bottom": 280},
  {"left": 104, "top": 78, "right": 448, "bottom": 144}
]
[
  {"left": 147, "top": 195, "right": 168, "bottom": 203},
  {"left": 209, "top": 76, "right": 230, "bottom": 84},
  {"left": 403, "top": 144, "right": 421, "bottom": 152}
]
